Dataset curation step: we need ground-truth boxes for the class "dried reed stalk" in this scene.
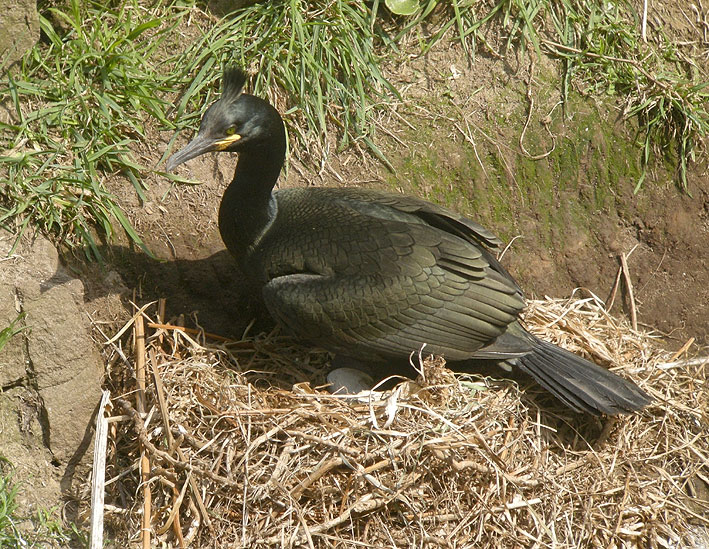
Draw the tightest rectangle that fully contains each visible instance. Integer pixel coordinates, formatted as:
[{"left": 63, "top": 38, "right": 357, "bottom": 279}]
[
  {"left": 89, "top": 390, "right": 110, "bottom": 549},
  {"left": 134, "top": 315, "right": 151, "bottom": 549}
]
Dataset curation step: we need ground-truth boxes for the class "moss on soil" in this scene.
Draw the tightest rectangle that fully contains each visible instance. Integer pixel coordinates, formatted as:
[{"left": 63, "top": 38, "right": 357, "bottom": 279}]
[{"left": 385, "top": 89, "right": 654, "bottom": 251}]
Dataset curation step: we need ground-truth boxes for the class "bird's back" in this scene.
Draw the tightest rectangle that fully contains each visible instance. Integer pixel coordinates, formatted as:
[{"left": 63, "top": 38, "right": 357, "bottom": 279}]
[{"left": 238, "top": 187, "right": 527, "bottom": 361}]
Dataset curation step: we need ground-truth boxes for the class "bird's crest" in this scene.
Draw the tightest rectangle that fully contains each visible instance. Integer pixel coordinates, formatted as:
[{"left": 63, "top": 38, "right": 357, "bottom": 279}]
[{"left": 222, "top": 67, "right": 248, "bottom": 103}]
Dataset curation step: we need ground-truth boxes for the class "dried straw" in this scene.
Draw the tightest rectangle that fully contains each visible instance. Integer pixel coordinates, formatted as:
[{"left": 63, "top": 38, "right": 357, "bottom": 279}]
[{"left": 96, "top": 292, "right": 708, "bottom": 548}]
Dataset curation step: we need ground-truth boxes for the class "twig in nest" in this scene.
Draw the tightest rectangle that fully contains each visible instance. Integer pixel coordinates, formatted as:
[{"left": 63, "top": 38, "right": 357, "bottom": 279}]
[
  {"left": 609, "top": 245, "right": 639, "bottom": 323},
  {"left": 430, "top": 447, "right": 539, "bottom": 488},
  {"left": 668, "top": 338, "right": 695, "bottom": 362},
  {"left": 606, "top": 266, "right": 623, "bottom": 312},
  {"left": 149, "top": 350, "right": 213, "bottom": 534},
  {"left": 263, "top": 495, "right": 391, "bottom": 545},
  {"left": 157, "top": 298, "right": 166, "bottom": 345},
  {"left": 284, "top": 430, "right": 360, "bottom": 457},
  {"left": 657, "top": 355, "right": 709, "bottom": 370},
  {"left": 117, "top": 398, "right": 241, "bottom": 488},
  {"left": 105, "top": 301, "right": 156, "bottom": 345},
  {"left": 605, "top": 244, "right": 640, "bottom": 312},
  {"left": 154, "top": 471, "right": 190, "bottom": 542},
  {"left": 148, "top": 321, "right": 232, "bottom": 343},
  {"left": 291, "top": 457, "right": 345, "bottom": 499},
  {"left": 89, "top": 390, "right": 110, "bottom": 549}
]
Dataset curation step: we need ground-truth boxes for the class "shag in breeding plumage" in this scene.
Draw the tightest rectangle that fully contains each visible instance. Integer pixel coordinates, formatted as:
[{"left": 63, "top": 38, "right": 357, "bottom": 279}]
[{"left": 166, "top": 68, "right": 651, "bottom": 415}]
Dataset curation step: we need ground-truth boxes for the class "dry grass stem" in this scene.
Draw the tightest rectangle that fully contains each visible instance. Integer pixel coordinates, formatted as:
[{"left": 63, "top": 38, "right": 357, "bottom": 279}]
[
  {"left": 620, "top": 252, "right": 638, "bottom": 331},
  {"left": 134, "top": 316, "right": 151, "bottom": 549}
]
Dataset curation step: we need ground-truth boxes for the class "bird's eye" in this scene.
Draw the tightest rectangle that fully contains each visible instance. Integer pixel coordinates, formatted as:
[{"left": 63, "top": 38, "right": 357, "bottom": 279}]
[{"left": 225, "top": 126, "right": 237, "bottom": 136}]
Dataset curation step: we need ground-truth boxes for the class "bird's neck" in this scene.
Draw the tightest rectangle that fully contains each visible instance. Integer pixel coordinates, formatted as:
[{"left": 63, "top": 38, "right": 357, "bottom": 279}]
[{"left": 218, "top": 141, "right": 285, "bottom": 257}]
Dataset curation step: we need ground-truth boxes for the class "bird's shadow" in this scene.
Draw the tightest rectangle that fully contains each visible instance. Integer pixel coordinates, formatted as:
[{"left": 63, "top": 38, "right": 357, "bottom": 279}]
[{"left": 56, "top": 244, "right": 275, "bottom": 339}]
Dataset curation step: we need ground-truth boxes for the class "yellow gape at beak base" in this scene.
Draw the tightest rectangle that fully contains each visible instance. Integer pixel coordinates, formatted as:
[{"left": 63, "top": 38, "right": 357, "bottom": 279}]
[{"left": 214, "top": 133, "right": 242, "bottom": 150}]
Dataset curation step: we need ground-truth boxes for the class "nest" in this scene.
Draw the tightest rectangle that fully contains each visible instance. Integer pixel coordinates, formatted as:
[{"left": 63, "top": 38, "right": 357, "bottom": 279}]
[{"left": 95, "top": 292, "right": 709, "bottom": 548}]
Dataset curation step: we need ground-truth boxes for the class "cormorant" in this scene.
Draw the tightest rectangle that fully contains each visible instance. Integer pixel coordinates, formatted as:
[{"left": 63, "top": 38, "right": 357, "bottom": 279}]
[{"left": 166, "top": 68, "right": 651, "bottom": 415}]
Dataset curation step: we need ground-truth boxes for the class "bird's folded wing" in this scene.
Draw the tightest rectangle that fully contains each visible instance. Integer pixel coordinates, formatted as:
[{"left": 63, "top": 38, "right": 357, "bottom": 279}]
[
  {"left": 336, "top": 189, "right": 504, "bottom": 251},
  {"left": 261, "top": 224, "right": 526, "bottom": 361},
  {"left": 330, "top": 189, "right": 523, "bottom": 295}
]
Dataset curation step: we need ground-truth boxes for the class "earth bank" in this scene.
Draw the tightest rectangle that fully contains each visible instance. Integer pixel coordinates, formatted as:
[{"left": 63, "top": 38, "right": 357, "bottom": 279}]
[{"left": 0, "top": 3, "right": 707, "bottom": 544}]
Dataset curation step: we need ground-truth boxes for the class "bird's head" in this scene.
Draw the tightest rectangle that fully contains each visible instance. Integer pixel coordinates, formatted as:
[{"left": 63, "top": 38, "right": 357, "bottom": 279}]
[{"left": 166, "top": 68, "right": 283, "bottom": 171}]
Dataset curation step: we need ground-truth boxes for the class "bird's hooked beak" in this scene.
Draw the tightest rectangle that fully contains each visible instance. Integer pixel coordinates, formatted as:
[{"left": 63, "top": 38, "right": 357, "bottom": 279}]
[{"left": 165, "top": 132, "right": 242, "bottom": 172}]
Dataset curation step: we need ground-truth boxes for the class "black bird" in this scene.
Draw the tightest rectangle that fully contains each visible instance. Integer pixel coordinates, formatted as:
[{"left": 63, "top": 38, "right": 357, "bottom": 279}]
[{"left": 166, "top": 68, "right": 651, "bottom": 415}]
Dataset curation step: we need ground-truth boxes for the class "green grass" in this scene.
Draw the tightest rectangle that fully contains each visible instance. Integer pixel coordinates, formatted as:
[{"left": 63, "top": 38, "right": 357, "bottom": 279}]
[
  {"left": 0, "top": 461, "right": 80, "bottom": 548},
  {"left": 0, "top": 467, "right": 21, "bottom": 547},
  {"left": 163, "top": 0, "right": 399, "bottom": 164},
  {"left": 394, "top": 0, "right": 546, "bottom": 57},
  {"left": 545, "top": 0, "right": 709, "bottom": 192},
  {"left": 1, "top": 0, "right": 402, "bottom": 258},
  {"left": 411, "top": 0, "right": 708, "bottom": 192},
  {"left": 0, "top": 313, "right": 25, "bottom": 354},
  {"left": 0, "top": 0, "right": 189, "bottom": 259}
]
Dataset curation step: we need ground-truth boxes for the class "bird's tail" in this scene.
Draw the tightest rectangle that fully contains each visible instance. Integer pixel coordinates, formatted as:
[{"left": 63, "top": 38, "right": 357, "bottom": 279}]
[{"left": 514, "top": 336, "right": 651, "bottom": 415}]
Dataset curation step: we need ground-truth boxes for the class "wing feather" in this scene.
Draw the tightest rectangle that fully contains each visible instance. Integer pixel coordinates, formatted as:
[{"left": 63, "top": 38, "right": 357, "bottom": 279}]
[{"left": 257, "top": 188, "right": 525, "bottom": 361}]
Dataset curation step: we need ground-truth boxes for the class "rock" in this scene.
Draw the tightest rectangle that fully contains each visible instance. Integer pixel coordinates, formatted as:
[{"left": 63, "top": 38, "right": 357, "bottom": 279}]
[
  {"left": 0, "top": 229, "right": 104, "bottom": 511},
  {"left": 0, "top": 0, "right": 39, "bottom": 69},
  {"left": 0, "top": 284, "right": 25, "bottom": 387},
  {"left": 0, "top": 388, "right": 60, "bottom": 516}
]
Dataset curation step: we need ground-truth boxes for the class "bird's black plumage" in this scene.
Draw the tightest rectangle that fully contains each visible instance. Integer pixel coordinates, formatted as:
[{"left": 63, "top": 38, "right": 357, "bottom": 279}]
[{"left": 166, "top": 68, "right": 651, "bottom": 415}]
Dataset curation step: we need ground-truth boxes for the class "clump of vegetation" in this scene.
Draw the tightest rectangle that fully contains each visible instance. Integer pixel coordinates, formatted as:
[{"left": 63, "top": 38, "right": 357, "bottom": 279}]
[
  {"left": 0, "top": 468, "right": 20, "bottom": 547},
  {"left": 167, "top": 0, "right": 398, "bottom": 164},
  {"left": 388, "top": 0, "right": 708, "bottom": 191},
  {"left": 0, "top": 0, "right": 401, "bottom": 257},
  {"left": 0, "top": 0, "right": 185, "bottom": 258},
  {"left": 0, "top": 313, "right": 25, "bottom": 354},
  {"left": 541, "top": 0, "right": 708, "bottom": 192}
]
